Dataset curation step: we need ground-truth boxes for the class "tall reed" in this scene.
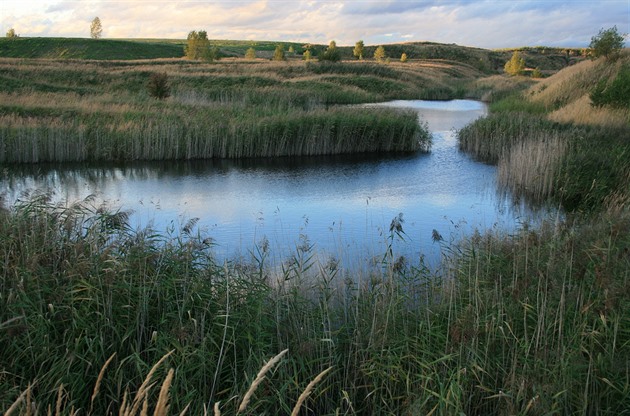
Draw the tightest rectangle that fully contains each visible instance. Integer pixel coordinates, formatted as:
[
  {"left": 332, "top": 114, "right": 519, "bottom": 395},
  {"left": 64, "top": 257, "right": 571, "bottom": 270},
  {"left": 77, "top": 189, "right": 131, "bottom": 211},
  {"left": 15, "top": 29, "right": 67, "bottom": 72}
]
[
  {"left": 1, "top": 197, "right": 628, "bottom": 414},
  {"left": 0, "top": 57, "right": 465, "bottom": 163}
]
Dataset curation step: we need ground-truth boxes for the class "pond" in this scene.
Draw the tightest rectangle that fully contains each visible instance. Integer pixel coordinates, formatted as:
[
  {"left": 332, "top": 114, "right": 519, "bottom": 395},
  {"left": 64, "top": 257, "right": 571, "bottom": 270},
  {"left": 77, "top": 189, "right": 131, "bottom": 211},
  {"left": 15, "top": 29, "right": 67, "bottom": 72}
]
[{"left": 1, "top": 100, "right": 544, "bottom": 270}]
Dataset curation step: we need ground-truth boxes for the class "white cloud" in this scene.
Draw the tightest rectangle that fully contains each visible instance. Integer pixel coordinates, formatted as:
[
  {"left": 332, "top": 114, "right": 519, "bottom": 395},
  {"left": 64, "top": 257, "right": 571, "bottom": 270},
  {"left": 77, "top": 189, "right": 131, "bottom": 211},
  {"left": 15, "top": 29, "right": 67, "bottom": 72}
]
[{"left": 1, "top": 0, "right": 627, "bottom": 48}]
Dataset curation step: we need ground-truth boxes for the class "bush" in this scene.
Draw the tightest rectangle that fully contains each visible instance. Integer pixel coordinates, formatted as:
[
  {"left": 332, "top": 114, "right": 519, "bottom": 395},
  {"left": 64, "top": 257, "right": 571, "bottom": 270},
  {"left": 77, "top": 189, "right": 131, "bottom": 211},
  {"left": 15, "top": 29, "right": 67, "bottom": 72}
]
[
  {"left": 147, "top": 72, "right": 170, "bottom": 100},
  {"left": 589, "top": 26, "right": 626, "bottom": 61},
  {"left": 590, "top": 66, "right": 630, "bottom": 109}
]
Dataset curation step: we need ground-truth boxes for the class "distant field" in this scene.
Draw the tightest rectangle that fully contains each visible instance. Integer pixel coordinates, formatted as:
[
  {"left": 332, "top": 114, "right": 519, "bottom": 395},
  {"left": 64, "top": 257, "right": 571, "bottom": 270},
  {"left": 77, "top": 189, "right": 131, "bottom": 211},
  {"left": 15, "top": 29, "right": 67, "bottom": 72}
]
[
  {"left": 0, "top": 37, "right": 186, "bottom": 60},
  {"left": 0, "top": 37, "right": 581, "bottom": 73}
]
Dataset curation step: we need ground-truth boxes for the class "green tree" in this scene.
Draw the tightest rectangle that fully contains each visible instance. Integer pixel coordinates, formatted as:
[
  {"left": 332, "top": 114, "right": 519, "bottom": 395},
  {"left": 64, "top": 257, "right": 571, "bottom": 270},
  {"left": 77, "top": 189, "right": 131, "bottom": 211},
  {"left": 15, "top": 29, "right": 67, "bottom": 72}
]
[
  {"left": 6, "top": 28, "right": 18, "bottom": 38},
  {"left": 288, "top": 45, "right": 295, "bottom": 54},
  {"left": 589, "top": 26, "right": 626, "bottom": 60},
  {"left": 185, "top": 30, "right": 217, "bottom": 61},
  {"left": 273, "top": 44, "right": 285, "bottom": 61},
  {"left": 303, "top": 49, "right": 312, "bottom": 61},
  {"left": 504, "top": 50, "right": 525, "bottom": 76},
  {"left": 374, "top": 45, "right": 386, "bottom": 62},
  {"left": 353, "top": 40, "right": 364, "bottom": 60},
  {"left": 245, "top": 47, "right": 256, "bottom": 59},
  {"left": 319, "top": 40, "right": 341, "bottom": 62},
  {"left": 90, "top": 17, "right": 102, "bottom": 39},
  {"left": 147, "top": 72, "right": 170, "bottom": 100},
  {"left": 400, "top": 52, "right": 408, "bottom": 63}
]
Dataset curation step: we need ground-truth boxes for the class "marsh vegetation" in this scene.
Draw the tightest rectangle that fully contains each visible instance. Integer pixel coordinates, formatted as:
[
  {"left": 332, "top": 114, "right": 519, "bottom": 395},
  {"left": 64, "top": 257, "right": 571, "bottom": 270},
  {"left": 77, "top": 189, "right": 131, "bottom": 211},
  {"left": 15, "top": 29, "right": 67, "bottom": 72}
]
[
  {"left": 0, "top": 57, "right": 491, "bottom": 162},
  {"left": 1, "top": 40, "right": 629, "bottom": 415}
]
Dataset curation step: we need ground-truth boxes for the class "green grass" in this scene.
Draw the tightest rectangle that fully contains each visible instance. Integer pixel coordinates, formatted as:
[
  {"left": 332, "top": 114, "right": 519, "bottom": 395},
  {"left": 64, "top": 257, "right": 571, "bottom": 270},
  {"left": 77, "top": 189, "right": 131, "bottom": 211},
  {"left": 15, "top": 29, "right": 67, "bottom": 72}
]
[
  {"left": 458, "top": 55, "right": 630, "bottom": 213},
  {"left": 0, "top": 37, "right": 185, "bottom": 60},
  {"left": 2, "top": 56, "right": 485, "bottom": 163},
  {"left": 1, "top": 193, "right": 628, "bottom": 415}
]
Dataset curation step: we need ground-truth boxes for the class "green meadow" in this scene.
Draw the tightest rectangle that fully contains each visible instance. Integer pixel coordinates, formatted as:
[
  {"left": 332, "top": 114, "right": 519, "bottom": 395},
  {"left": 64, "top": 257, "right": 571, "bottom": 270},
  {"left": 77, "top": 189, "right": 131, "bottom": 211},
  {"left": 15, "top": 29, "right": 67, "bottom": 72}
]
[{"left": 1, "top": 37, "right": 629, "bottom": 415}]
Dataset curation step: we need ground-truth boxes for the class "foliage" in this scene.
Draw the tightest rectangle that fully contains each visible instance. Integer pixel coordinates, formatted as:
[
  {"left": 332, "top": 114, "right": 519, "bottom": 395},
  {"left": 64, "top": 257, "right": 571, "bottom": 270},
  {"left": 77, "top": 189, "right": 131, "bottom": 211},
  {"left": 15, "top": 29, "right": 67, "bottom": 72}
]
[
  {"left": 590, "top": 66, "right": 630, "bottom": 109},
  {"left": 90, "top": 17, "right": 102, "bottom": 39},
  {"left": 6, "top": 28, "right": 18, "bottom": 38},
  {"left": 531, "top": 67, "right": 543, "bottom": 78},
  {"left": 400, "top": 52, "right": 408, "bottom": 63},
  {"left": 374, "top": 45, "right": 386, "bottom": 62},
  {"left": 147, "top": 72, "right": 170, "bottom": 100},
  {"left": 244, "top": 47, "right": 256, "bottom": 59},
  {"left": 353, "top": 40, "right": 364, "bottom": 60},
  {"left": 1, "top": 195, "right": 629, "bottom": 414},
  {"left": 303, "top": 49, "right": 312, "bottom": 61},
  {"left": 185, "top": 30, "right": 217, "bottom": 61},
  {"left": 318, "top": 40, "right": 341, "bottom": 62},
  {"left": 273, "top": 44, "right": 285, "bottom": 61},
  {"left": 504, "top": 50, "right": 525, "bottom": 76},
  {"left": 0, "top": 55, "right": 484, "bottom": 162},
  {"left": 589, "top": 26, "right": 626, "bottom": 61}
]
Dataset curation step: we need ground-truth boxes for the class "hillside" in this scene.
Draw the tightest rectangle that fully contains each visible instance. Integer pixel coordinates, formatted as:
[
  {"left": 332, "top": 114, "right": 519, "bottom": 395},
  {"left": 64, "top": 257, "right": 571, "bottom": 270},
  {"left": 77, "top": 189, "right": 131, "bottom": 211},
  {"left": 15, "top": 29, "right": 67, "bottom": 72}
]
[
  {"left": 528, "top": 49, "right": 630, "bottom": 127},
  {"left": 0, "top": 37, "right": 580, "bottom": 74},
  {"left": 0, "top": 37, "right": 185, "bottom": 60}
]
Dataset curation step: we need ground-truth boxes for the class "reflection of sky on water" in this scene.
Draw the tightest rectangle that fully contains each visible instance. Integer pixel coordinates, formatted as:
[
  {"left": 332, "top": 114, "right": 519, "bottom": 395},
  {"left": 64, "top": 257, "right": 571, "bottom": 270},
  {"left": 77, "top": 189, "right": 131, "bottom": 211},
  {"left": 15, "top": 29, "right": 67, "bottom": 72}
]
[{"left": 1, "top": 100, "right": 547, "bottom": 269}]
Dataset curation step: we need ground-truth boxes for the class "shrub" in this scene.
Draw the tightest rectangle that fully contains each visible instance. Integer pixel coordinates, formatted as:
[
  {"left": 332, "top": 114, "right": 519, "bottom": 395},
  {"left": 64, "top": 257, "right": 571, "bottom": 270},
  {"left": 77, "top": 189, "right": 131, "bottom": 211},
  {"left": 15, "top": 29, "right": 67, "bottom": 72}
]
[
  {"left": 245, "top": 47, "right": 256, "bottom": 59},
  {"left": 374, "top": 46, "right": 386, "bottom": 62},
  {"left": 589, "top": 26, "right": 626, "bottom": 61},
  {"left": 273, "top": 45, "right": 285, "bottom": 61},
  {"left": 318, "top": 40, "right": 341, "bottom": 62},
  {"left": 590, "top": 66, "right": 630, "bottom": 109},
  {"left": 147, "top": 72, "right": 170, "bottom": 100},
  {"left": 504, "top": 51, "right": 525, "bottom": 76}
]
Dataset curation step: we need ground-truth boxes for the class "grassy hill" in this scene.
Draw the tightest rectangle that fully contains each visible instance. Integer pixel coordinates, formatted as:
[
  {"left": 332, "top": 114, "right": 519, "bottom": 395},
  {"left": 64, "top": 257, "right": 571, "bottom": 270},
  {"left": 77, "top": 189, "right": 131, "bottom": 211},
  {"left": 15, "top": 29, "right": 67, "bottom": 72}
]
[
  {"left": 0, "top": 37, "right": 581, "bottom": 74},
  {"left": 0, "top": 37, "right": 185, "bottom": 60}
]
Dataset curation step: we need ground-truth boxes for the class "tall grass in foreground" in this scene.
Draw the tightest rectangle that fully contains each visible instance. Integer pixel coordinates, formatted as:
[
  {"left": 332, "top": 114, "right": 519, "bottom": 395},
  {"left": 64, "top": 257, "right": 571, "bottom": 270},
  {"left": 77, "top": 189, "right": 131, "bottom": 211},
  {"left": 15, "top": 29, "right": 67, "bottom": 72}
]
[{"left": 1, "top": 195, "right": 629, "bottom": 414}]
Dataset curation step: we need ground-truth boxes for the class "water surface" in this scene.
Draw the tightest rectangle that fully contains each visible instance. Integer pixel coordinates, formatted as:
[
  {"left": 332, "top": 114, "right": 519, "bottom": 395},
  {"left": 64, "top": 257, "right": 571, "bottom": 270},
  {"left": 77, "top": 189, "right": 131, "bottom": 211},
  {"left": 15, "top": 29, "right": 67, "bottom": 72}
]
[{"left": 1, "top": 100, "right": 539, "bottom": 269}]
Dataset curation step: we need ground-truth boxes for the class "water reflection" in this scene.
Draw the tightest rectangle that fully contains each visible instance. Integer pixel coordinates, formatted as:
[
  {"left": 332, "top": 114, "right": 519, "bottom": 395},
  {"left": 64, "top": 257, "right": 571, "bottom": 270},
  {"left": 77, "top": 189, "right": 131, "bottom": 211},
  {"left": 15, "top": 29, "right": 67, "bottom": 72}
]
[{"left": 1, "top": 100, "right": 547, "bottom": 269}]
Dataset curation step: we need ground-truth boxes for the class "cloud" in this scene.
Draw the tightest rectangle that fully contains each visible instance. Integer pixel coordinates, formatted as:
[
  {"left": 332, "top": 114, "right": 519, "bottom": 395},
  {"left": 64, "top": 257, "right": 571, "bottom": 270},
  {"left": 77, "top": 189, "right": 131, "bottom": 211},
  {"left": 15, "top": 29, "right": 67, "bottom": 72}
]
[{"left": 1, "top": 0, "right": 628, "bottom": 48}]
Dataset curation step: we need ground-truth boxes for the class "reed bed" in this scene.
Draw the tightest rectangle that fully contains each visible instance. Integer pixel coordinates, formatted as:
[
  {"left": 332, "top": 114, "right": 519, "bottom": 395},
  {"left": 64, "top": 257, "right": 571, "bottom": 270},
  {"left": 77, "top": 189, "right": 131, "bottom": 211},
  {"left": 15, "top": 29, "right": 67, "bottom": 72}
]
[
  {"left": 497, "top": 131, "right": 567, "bottom": 203},
  {"left": 458, "top": 54, "right": 630, "bottom": 212},
  {"left": 0, "top": 57, "right": 473, "bottom": 163},
  {"left": 1, "top": 195, "right": 628, "bottom": 414}
]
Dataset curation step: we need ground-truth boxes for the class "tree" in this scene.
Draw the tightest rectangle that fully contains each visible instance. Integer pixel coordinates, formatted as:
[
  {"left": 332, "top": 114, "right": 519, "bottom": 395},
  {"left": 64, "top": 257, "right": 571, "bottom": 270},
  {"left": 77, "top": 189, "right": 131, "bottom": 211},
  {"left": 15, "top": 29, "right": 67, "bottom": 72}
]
[
  {"left": 288, "top": 45, "right": 295, "bottom": 54},
  {"left": 374, "top": 45, "right": 386, "bottom": 62},
  {"left": 303, "top": 50, "right": 312, "bottom": 61},
  {"left": 353, "top": 40, "right": 364, "bottom": 60},
  {"left": 319, "top": 40, "right": 341, "bottom": 62},
  {"left": 147, "top": 72, "right": 170, "bottom": 100},
  {"left": 273, "top": 45, "right": 285, "bottom": 61},
  {"left": 400, "top": 52, "right": 408, "bottom": 63},
  {"left": 185, "top": 30, "right": 217, "bottom": 61},
  {"left": 245, "top": 47, "right": 256, "bottom": 59},
  {"left": 504, "top": 50, "right": 525, "bottom": 76},
  {"left": 90, "top": 17, "right": 102, "bottom": 39},
  {"left": 6, "top": 28, "right": 18, "bottom": 38},
  {"left": 589, "top": 26, "right": 626, "bottom": 61}
]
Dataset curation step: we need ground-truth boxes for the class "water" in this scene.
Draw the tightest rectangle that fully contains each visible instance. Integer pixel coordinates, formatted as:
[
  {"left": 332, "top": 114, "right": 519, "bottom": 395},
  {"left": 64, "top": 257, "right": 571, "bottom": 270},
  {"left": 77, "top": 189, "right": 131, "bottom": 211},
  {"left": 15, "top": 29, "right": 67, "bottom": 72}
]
[{"left": 1, "top": 100, "right": 541, "bottom": 269}]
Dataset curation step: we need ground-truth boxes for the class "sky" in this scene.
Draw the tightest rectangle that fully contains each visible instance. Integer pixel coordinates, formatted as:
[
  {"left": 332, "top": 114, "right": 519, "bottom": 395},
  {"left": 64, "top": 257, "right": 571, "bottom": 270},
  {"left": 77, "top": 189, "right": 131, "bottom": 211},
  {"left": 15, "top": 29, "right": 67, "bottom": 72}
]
[{"left": 1, "top": 0, "right": 628, "bottom": 49}]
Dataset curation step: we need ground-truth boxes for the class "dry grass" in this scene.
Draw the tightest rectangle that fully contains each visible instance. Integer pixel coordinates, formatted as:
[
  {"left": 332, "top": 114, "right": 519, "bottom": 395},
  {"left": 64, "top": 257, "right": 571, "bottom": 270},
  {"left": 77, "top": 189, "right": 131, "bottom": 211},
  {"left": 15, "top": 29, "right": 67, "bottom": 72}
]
[
  {"left": 236, "top": 349, "right": 288, "bottom": 414},
  {"left": 548, "top": 94, "right": 630, "bottom": 127},
  {"left": 497, "top": 131, "right": 567, "bottom": 202},
  {"left": 528, "top": 51, "right": 630, "bottom": 126},
  {"left": 290, "top": 366, "right": 333, "bottom": 416}
]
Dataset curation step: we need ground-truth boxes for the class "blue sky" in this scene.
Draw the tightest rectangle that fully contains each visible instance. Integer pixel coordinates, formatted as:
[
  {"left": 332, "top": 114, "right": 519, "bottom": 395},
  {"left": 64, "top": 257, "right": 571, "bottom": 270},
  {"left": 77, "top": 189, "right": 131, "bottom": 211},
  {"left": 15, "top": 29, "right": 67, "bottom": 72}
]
[{"left": 1, "top": 0, "right": 628, "bottom": 48}]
